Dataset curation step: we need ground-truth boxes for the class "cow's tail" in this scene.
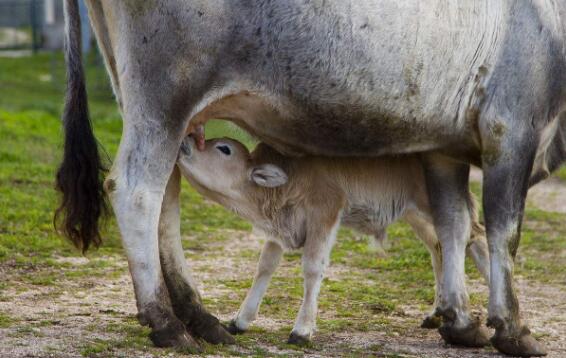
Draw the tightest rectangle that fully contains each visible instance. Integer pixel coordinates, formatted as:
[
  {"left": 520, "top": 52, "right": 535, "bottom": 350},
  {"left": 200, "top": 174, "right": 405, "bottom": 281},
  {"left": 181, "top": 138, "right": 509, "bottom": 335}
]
[{"left": 55, "top": 0, "right": 107, "bottom": 253}]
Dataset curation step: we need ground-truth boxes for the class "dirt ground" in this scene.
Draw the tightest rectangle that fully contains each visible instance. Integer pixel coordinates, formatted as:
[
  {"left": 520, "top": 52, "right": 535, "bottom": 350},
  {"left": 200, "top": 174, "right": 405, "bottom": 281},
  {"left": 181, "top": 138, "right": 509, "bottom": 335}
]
[{"left": 0, "top": 177, "right": 565, "bottom": 357}]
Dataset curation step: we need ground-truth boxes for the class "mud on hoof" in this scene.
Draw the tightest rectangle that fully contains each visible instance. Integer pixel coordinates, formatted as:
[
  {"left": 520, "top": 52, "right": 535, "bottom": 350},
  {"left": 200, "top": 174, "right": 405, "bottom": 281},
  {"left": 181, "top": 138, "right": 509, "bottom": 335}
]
[
  {"left": 226, "top": 320, "right": 247, "bottom": 335},
  {"left": 439, "top": 317, "right": 490, "bottom": 348},
  {"left": 188, "top": 309, "right": 235, "bottom": 345},
  {"left": 421, "top": 314, "right": 442, "bottom": 329},
  {"left": 287, "top": 332, "right": 311, "bottom": 346},
  {"left": 490, "top": 325, "right": 547, "bottom": 357},
  {"left": 149, "top": 319, "right": 200, "bottom": 350}
]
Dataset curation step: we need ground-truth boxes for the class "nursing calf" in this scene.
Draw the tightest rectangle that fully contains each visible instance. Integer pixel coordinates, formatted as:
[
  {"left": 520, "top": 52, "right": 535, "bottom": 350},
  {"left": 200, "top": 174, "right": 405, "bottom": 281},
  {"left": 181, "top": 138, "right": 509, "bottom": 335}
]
[{"left": 177, "top": 136, "right": 490, "bottom": 344}]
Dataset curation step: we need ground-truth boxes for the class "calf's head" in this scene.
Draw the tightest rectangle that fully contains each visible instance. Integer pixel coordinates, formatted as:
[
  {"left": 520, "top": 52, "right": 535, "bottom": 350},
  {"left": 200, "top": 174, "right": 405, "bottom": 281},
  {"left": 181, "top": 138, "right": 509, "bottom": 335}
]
[{"left": 177, "top": 136, "right": 288, "bottom": 209}]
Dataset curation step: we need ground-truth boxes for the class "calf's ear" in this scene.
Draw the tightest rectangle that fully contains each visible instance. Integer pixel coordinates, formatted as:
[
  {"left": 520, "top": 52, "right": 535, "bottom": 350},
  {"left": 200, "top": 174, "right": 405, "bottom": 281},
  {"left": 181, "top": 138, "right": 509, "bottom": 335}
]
[{"left": 250, "top": 164, "right": 288, "bottom": 188}]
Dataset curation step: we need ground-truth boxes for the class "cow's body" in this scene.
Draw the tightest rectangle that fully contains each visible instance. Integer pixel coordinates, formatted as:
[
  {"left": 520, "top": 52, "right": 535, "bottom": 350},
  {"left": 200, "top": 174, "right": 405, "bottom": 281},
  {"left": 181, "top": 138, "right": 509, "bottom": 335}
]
[
  {"left": 176, "top": 137, "right": 490, "bottom": 343},
  {"left": 184, "top": 1, "right": 565, "bottom": 162},
  {"left": 56, "top": 0, "right": 566, "bottom": 355}
]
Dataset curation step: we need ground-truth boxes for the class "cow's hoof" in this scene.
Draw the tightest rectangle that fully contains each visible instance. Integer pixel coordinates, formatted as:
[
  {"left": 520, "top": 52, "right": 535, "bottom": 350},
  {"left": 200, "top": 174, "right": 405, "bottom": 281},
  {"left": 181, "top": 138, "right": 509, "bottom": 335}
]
[
  {"left": 421, "top": 314, "right": 442, "bottom": 329},
  {"left": 287, "top": 332, "right": 311, "bottom": 346},
  {"left": 189, "top": 310, "right": 236, "bottom": 345},
  {"left": 149, "top": 319, "right": 200, "bottom": 351},
  {"left": 439, "top": 318, "right": 490, "bottom": 348},
  {"left": 226, "top": 320, "right": 247, "bottom": 335},
  {"left": 491, "top": 326, "right": 547, "bottom": 357}
]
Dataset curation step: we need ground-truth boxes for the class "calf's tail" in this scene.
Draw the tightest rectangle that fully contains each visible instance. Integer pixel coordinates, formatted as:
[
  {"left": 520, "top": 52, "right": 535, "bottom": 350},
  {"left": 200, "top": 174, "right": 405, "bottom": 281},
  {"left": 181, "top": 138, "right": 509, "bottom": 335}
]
[{"left": 55, "top": 0, "right": 107, "bottom": 253}]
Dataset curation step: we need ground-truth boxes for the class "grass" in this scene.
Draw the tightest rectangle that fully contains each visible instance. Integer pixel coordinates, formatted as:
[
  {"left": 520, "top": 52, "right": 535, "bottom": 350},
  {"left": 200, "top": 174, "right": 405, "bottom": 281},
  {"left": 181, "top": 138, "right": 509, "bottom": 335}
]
[
  {"left": 0, "top": 52, "right": 565, "bottom": 357},
  {"left": 0, "top": 312, "right": 15, "bottom": 328}
]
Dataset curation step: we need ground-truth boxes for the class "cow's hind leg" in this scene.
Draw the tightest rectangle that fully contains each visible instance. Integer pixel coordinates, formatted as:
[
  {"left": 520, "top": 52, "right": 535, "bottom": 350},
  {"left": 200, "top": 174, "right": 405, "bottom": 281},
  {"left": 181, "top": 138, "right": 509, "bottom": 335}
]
[
  {"left": 482, "top": 127, "right": 547, "bottom": 356},
  {"left": 106, "top": 115, "right": 197, "bottom": 349},
  {"left": 158, "top": 167, "right": 234, "bottom": 344},
  {"left": 422, "top": 154, "right": 490, "bottom": 348}
]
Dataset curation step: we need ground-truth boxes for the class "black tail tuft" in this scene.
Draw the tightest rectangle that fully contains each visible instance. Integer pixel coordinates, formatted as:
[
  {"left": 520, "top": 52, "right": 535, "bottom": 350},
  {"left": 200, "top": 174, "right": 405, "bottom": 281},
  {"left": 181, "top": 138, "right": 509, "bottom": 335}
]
[{"left": 55, "top": 0, "right": 108, "bottom": 253}]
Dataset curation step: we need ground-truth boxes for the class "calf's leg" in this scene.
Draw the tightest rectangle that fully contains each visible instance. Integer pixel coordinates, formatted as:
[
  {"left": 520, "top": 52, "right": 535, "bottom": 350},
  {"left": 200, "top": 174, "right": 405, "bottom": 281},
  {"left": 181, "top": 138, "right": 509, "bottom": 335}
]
[
  {"left": 289, "top": 219, "right": 340, "bottom": 345},
  {"left": 404, "top": 211, "right": 444, "bottom": 329},
  {"left": 228, "top": 239, "right": 284, "bottom": 334},
  {"left": 158, "top": 167, "right": 234, "bottom": 344},
  {"left": 369, "top": 228, "right": 388, "bottom": 257},
  {"left": 422, "top": 154, "right": 490, "bottom": 347},
  {"left": 466, "top": 220, "right": 490, "bottom": 285}
]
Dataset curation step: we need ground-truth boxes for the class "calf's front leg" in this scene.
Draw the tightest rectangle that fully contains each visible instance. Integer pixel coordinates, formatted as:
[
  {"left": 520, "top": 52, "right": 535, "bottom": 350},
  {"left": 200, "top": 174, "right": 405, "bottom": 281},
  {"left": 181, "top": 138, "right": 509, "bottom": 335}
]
[
  {"left": 288, "top": 218, "right": 340, "bottom": 345},
  {"left": 228, "top": 239, "right": 284, "bottom": 334}
]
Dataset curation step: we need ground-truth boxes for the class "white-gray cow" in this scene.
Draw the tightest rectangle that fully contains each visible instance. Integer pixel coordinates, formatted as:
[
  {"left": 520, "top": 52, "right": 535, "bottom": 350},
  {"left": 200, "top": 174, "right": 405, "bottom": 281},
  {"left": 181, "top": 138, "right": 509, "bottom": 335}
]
[
  {"left": 176, "top": 136, "right": 491, "bottom": 344},
  {"left": 56, "top": 1, "right": 566, "bottom": 355}
]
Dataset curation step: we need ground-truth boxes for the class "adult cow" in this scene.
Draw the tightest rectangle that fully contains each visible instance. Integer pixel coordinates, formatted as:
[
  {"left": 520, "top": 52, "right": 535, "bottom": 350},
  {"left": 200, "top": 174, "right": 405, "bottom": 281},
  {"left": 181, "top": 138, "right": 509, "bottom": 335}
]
[{"left": 56, "top": 0, "right": 565, "bottom": 356}]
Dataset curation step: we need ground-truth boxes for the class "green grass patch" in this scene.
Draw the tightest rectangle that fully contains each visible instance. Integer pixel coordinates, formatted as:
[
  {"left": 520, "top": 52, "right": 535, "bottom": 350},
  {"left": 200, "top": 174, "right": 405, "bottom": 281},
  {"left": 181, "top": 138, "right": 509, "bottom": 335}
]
[{"left": 0, "top": 311, "right": 15, "bottom": 328}]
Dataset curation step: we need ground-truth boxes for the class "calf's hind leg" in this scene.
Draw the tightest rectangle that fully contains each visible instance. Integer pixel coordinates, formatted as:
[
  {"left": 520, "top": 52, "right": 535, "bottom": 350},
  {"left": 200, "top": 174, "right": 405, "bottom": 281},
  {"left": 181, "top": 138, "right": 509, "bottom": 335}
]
[
  {"left": 403, "top": 211, "right": 444, "bottom": 329},
  {"left": 158, "top": 167, "right": 234, "bottom": 344}
]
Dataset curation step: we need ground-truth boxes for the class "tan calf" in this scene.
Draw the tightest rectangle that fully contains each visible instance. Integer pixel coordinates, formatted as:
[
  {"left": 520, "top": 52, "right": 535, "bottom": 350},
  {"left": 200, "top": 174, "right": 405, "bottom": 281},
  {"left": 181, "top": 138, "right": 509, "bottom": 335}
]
[{"left": 177, "top": 136, "right": 489, "bottom": 344}]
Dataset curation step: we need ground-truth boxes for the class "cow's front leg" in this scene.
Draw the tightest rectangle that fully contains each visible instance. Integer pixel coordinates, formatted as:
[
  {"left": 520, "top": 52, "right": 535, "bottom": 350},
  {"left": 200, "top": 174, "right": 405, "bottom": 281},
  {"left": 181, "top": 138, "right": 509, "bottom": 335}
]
[
  {"left": 422, "top": 154, "right": 490, "bottom": 347},
  {"left": 158, "top": 167, "right": 234, "bottom": 344},
  {"left": 228, "top": 239, "right": 284, "bottom": 334},
  {"left": 106, "top": 116, "right": 197, "bottom": 349},
  {"left": 483, "top": 135, "right": 547, "bottom": 356},
  {"left": 288, "top": 219, "right": 340, "bottom": 345}
]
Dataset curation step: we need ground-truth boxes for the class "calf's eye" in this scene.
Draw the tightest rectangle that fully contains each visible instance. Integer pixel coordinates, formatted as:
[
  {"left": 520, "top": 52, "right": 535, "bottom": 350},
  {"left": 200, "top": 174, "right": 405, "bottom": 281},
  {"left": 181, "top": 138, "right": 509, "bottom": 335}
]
[{"left": 216, "top": 145, "right": 231, "bottom": 155}]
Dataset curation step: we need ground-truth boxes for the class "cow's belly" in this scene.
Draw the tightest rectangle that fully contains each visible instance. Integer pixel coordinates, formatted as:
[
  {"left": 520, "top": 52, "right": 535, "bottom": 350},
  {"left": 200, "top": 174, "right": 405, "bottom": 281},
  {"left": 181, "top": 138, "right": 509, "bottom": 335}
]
[
  {"left": 188, "top": 90, "right": 477, "bottom": 158},
  {"left": 185, "top": 1, "right": 512, "bottom": 159}
]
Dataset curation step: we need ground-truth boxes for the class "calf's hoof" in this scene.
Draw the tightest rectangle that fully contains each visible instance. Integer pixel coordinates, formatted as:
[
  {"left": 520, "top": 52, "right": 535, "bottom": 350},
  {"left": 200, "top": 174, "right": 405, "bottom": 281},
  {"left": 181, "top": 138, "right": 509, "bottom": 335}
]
[
  {"left": 287, "top": 332, "right": 311, "bottom": 346},
  {"left": 421, "top": 314, "right": 442, "bottom": 329},
  {"left": 490, "top": 326, "right": 547, "bottom": 357},
  {"left": 189, "top": 310, "right": 236, "bottom": 345},
  {"left": 149, "top": 319, "right": 200, "bottom": 350},
  {"left": 439, "top": 317, "right": 490, "bottom": 348},
  {"left": 226, "top": 320, "right": 247, "bottom": 335}
]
